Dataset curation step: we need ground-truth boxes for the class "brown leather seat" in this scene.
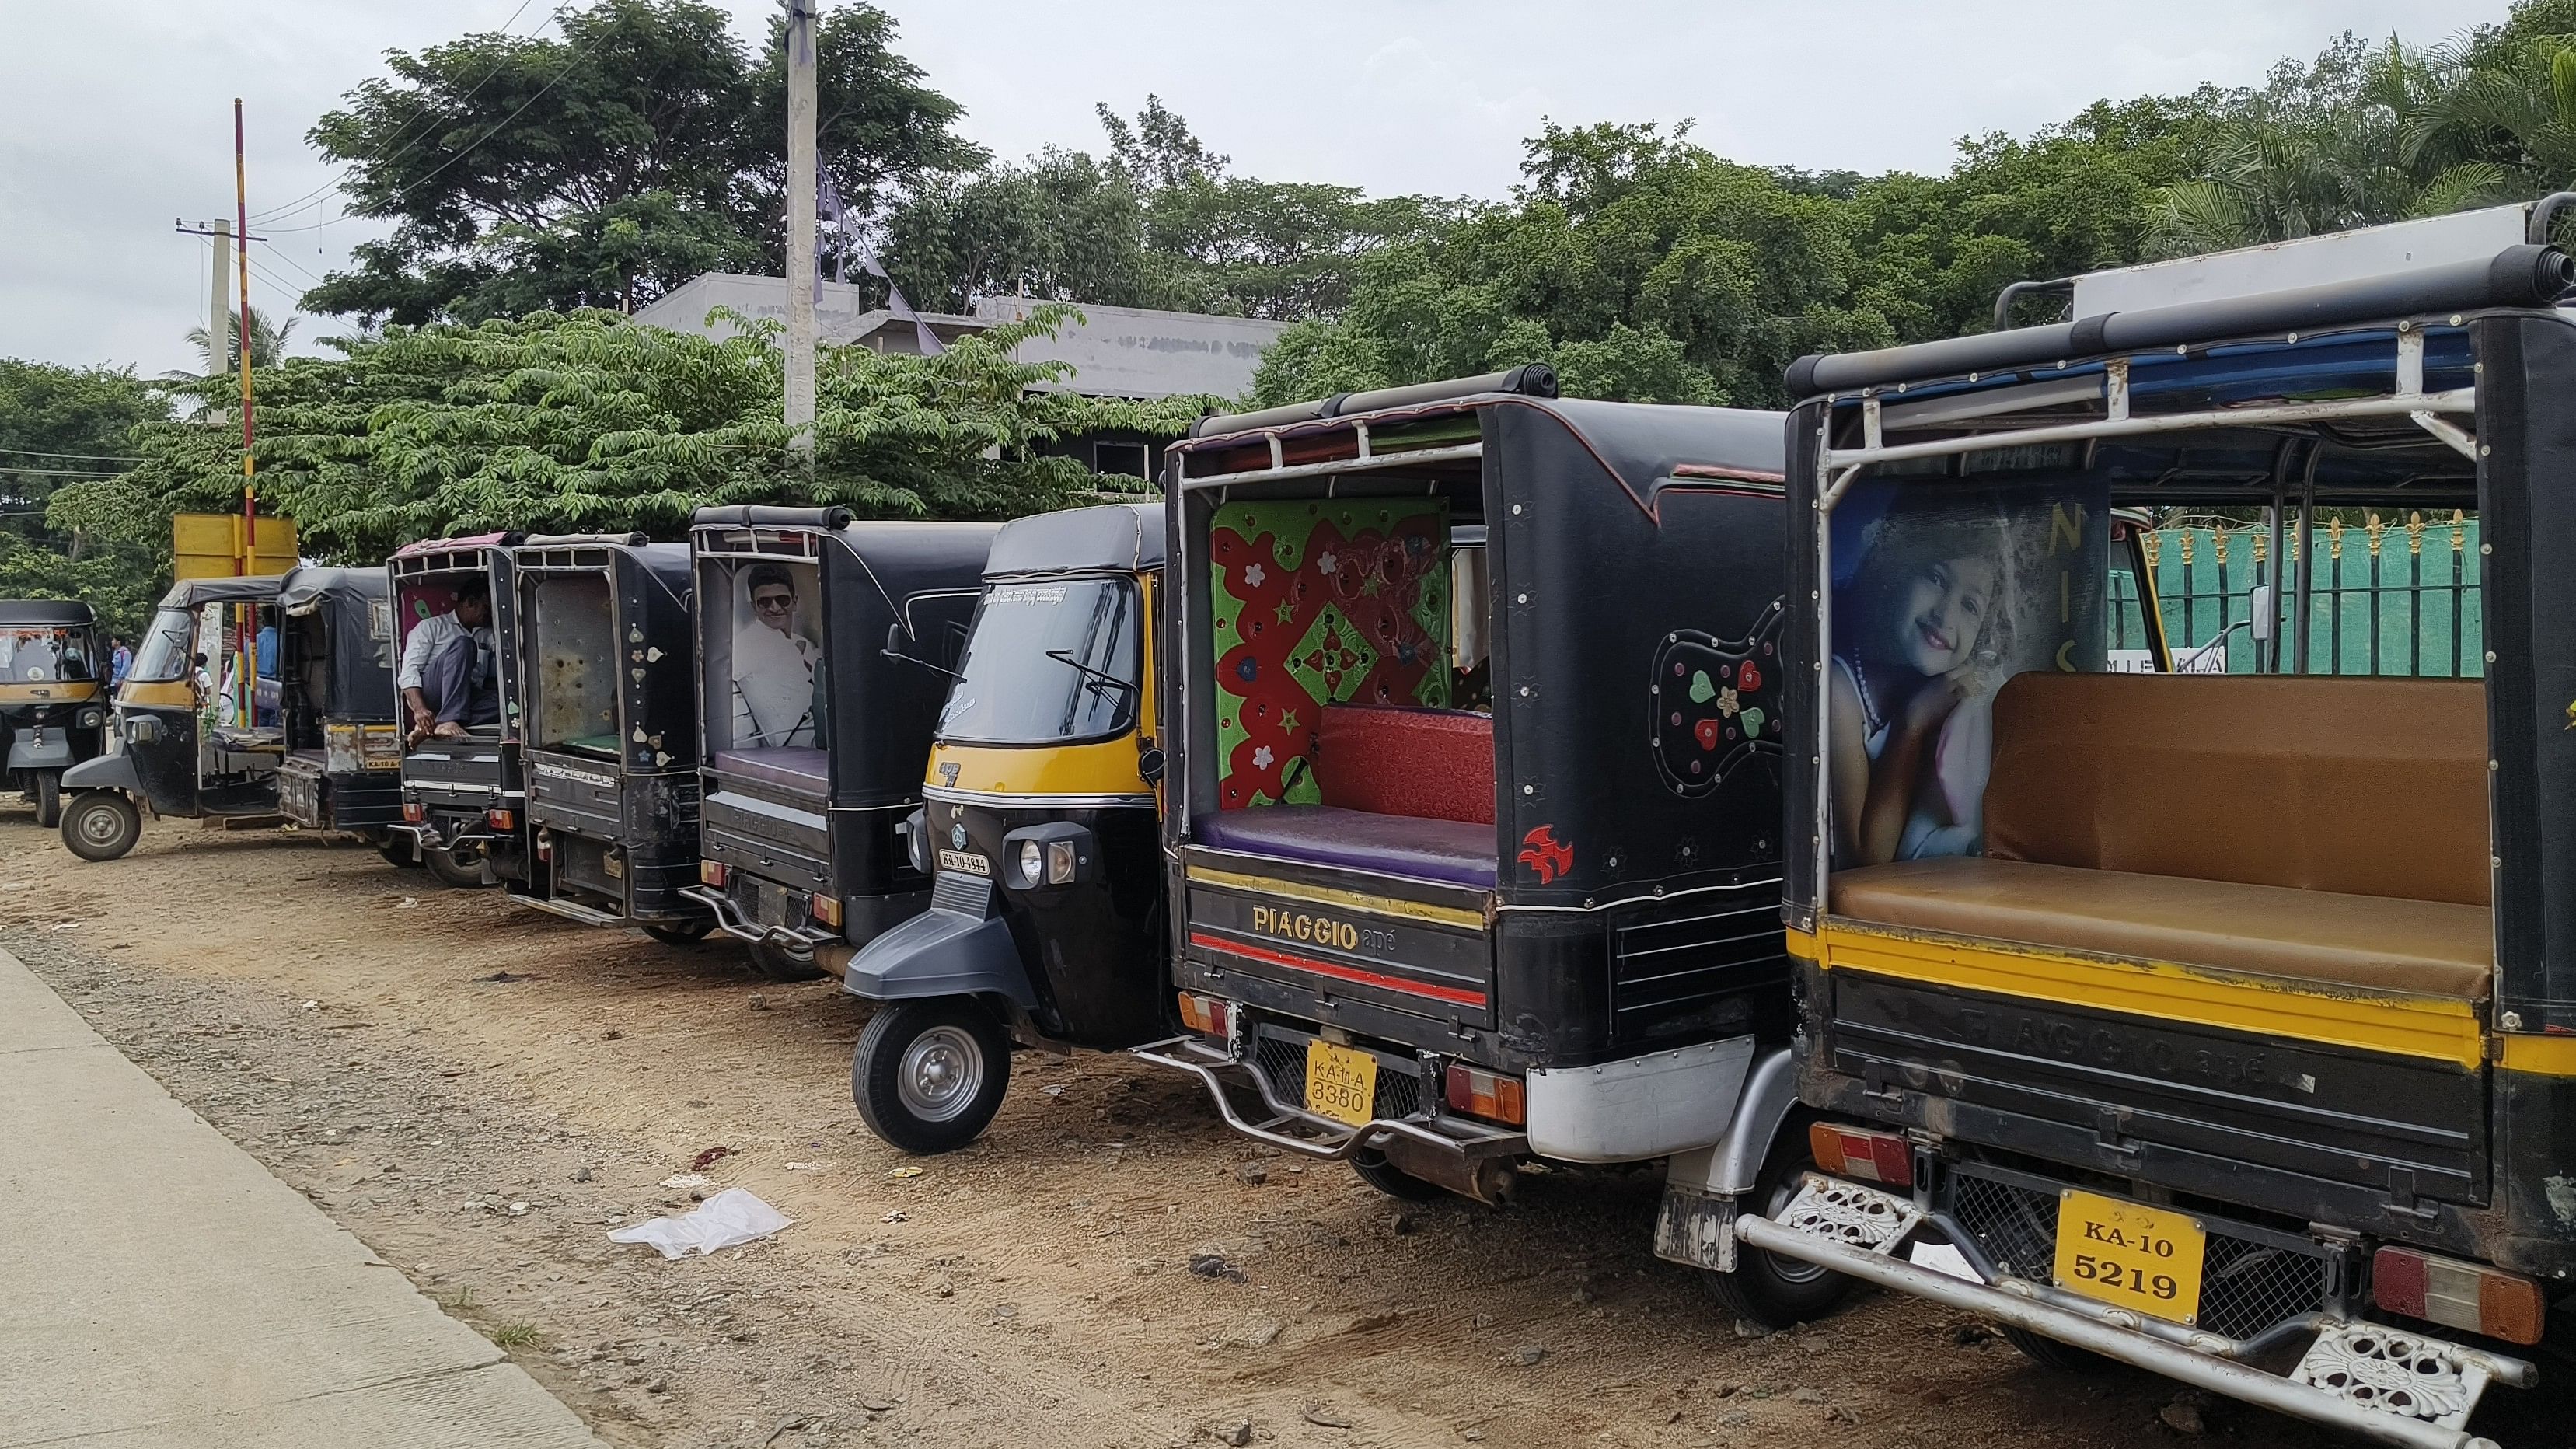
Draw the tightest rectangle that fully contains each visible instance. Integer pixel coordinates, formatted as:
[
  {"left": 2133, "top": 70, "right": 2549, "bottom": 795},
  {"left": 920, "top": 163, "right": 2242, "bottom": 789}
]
[
  {"left": 1831, "top": 672, "right": 2494, "bottom": 1002},
  {"left": 1834, "top": 857, "right": 2494, "bottom": 1000}
]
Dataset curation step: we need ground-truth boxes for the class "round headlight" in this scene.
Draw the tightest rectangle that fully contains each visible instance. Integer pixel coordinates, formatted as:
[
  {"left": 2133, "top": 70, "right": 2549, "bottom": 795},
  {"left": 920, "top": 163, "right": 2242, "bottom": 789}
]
[
  {"left": 79, "top": 710, "right": 101, "bottom": 728},
  {"left": 1015, "top": 839, "right": 1043, "bottom": 887}
]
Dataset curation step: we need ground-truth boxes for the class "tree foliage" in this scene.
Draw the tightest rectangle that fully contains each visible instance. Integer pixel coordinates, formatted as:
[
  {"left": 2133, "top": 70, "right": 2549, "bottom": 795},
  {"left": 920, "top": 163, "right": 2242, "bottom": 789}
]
[
  {"left": 0, "top": 360, "right": 169, "bottom": 634},
  {"left": 303, "top": 0, "right": 980, "bottom": 325},
  {"left": 51, "top": 309, "right": 1208, "bottom": 569}
]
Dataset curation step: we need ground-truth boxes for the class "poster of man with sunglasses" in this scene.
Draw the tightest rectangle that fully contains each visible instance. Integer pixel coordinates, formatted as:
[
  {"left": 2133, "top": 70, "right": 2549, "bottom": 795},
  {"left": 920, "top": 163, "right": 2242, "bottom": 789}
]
[{"left": 729, "top": 562, "right": 824, "bottom": 749}]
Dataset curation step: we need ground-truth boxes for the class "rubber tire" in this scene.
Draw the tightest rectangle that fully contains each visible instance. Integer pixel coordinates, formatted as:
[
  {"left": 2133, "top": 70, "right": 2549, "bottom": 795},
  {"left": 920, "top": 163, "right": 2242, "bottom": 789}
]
[
  {"left": 61, "top": 791, "right": 141, "bottom": 862},
  {"left": 376, "top": 837, "right": 421, "bottom": 870},
  {"left": 423, "top": 843, "right": 491, "bottom": 889},
  {"left": 641, "top": 918, "right": 714, "bottom": 944},
  {"left": 1350, "top": 1147, "right": 1450, "bottom": 1201},
  {"left": 852, "top": 999, "right": 1012, "bottom": 1155},
  {"left": 32, "top": 770, "right": 60, "bottom": 829},
  {"left": 2001, "top": 1325, "right": 2119, "bottom": 1374},
  {"left": 1700, "top": 1115, "right": 1862, "bottom": 1329},
  {"left": 747, "top": 935, "right": 827, "bottom": 981}
]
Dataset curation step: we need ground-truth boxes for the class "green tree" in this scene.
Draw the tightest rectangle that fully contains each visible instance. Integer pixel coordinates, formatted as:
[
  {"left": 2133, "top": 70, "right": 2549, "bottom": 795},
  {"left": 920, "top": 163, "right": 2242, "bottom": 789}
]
[
  {"left": 51, "top": 309, "right": 1208, "bottom": 568},
  {"left": 0, "top": 361, "right": 171, "bottom": 634},
  {"left": 302, "top": 0, "right": 979, "bottom": 325}
]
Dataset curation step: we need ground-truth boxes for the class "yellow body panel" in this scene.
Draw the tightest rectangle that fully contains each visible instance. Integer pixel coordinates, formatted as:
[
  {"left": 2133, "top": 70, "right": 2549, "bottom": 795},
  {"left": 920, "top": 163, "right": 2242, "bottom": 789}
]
[
  {"left": 1812, "top": 917, "right": 2485, "bottom": 1070},
  {"left": 115, "top": 681, "right": 196, "bottom": 709},
  {"left": 1185, "top": 863, "right": 1487, "bottom": 931},
  {"left": 927, "top": 735, "right": 1150, "bottom": 800},
  {"left": 2497, "top": 1032, "right": 2576, "bottom": 1077},
  {"left": 0, "top": 680, "right": 101, "bottom": 704}
]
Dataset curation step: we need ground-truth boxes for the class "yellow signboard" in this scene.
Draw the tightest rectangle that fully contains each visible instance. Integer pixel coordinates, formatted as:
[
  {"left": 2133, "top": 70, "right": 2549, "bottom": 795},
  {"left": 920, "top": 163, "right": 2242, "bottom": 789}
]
[{"left": 173, "top": 512, "right": 298, "bottom": 581}]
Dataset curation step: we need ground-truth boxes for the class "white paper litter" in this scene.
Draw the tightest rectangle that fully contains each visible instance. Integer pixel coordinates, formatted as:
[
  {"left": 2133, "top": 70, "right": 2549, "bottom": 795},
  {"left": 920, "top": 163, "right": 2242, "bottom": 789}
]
[
  {"left": 659, "top": 1173, "right": 710, "bottom": 1189},
  {"left": 1908, "top": 1241, "right": 1981, "bottom": 1283},
  {"left": 609, "top": 1188, "right": 793, "bottom": 1259}
]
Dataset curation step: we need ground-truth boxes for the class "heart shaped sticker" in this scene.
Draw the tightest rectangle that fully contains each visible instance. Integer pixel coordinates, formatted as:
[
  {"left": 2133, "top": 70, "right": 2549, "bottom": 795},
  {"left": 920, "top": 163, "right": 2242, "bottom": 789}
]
[{"left": 1688, "top": 670, "right": 1716, "bottom": 704}]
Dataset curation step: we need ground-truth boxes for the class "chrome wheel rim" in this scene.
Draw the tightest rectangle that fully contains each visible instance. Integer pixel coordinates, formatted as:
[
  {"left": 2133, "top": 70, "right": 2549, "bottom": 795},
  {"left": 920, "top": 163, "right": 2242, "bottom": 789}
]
[
  {"left": 895, "top": 1025, "right": 983, "bottom": 1122},
  {"left": 76, "top": 805, "right": 124, "bottom": 847}
]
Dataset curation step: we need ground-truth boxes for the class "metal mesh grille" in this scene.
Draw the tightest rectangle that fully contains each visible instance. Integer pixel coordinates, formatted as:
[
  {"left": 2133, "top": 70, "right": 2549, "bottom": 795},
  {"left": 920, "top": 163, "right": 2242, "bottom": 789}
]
[
  {"left": 1251, "top": 1030, "right": 1426, "bottom": 1123},
  {"left": 1947, "top": 1169, "right": 2330, "bottom": 1343}
]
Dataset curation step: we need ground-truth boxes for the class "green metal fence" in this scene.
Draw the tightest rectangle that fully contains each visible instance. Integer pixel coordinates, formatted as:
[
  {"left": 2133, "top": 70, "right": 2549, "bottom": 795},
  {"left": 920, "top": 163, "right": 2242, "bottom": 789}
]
[{"left": 2107, "top": 513, "right": 2483, "bottom": 678}]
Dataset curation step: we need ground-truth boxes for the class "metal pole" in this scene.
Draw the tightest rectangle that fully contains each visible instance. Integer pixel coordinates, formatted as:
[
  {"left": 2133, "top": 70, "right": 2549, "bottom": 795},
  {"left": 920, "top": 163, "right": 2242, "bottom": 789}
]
[
  {"left": 233, "top": 100, "right": 256, "bottom": 575},
  {"left": 782, "top": 0, "right": 818, "bottom": 464}
]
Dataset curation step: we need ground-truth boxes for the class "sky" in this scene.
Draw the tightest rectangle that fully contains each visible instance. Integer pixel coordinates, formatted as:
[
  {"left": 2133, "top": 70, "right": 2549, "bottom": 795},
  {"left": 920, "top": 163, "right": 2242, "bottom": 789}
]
[{"left": 0, "top": 0, "right": 2515, "bottom": 379}]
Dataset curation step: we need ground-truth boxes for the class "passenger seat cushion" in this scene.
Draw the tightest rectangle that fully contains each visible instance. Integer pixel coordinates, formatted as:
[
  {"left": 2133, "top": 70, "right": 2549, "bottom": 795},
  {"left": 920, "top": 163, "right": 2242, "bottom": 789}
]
[
  {"left": 713, "top": 746, "right": 829, "bottom": 795},
  {"left": 1832, "top": 857, "right": 2493, "bottom": 1001},
  {"left": 1198, "top": 805, "right": 1495, "bottom": 889},
  {"left": 1983, "top": 672, "right": 2490, "bottom": 907},
  {"left": 1312, "top": 704, "right": 1495, "bottom": 826}
]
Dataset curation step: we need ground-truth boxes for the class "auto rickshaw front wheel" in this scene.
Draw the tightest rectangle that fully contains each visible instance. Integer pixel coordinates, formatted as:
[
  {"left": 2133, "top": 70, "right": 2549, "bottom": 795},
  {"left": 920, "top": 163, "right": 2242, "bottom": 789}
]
[
  {"left": 31, "top": 770, "right": 60, "bottom": 829},
  {"left": 61, "top": 791, "right": 141, "bottom": 863},
  {"left": 852, "top": 998, "right": 1011, "bottom": 1154}
]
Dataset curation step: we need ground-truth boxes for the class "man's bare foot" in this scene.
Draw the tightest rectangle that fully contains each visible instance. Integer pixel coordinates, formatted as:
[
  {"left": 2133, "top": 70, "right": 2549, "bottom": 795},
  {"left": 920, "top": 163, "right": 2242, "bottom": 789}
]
[{"left": 431, "top": 721, "right": 469, "bottom": 740}]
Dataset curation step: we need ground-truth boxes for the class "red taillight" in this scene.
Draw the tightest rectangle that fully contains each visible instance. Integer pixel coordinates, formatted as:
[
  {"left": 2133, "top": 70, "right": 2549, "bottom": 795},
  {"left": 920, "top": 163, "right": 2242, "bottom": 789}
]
[
  {"left": 810, "top": 892, "right": 843, "bottom": 928},
  {"left": 699, "top": 860, "right": 729, "bottom": 887},
  {"left": 2372, "top": 1246, "right": 2545, "bottom": 1345},
  {"left": 401, "top": 801, "right": 424, "bottom": 823},
  {"left": 487, "top": 807, "right": 515, "bottom": 830},
  {"left": 1176, "top": 992, "right": 1230, "bottom": 1039},
  {"left": 1810, "top": 1122, "right": 1914, "bottom": 1189},
  {"left": 1443, "top": 1063, "right": 1526, "bottom": 1126}
]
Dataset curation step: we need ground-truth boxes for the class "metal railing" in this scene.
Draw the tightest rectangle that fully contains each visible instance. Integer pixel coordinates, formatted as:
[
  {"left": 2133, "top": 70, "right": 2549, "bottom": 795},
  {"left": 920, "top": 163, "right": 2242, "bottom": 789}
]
[{"left": 2111, "top": 514, "right": 2483, "bottom": 679}]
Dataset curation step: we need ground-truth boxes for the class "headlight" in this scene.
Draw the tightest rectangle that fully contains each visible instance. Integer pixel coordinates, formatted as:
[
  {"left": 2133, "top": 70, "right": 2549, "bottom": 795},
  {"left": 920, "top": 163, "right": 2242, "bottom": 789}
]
[
  {"left": 78, "top": 710, "right": 101, "bottom": 728},
  {"left": 902, "top": 808, "right": 930, "bottom": 874},
  {"left": 1015, "top": 839, "right": 1043, "bottom": 888}
]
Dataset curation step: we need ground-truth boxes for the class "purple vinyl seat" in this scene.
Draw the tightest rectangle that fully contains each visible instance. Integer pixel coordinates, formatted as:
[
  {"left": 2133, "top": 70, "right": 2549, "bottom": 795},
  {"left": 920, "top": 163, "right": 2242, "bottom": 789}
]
[
  {"left": 1197, "top": 805, "right": 1496, "bottom": 890},
  {"left": 713, "top": 747, "right": 829, "bottom": 797}
]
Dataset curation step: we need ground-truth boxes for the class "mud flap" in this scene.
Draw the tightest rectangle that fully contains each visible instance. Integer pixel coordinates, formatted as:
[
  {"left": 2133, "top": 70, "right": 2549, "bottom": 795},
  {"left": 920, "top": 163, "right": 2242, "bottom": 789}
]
[
  {"left": 1653, "top": 1182, "right": 1739, "bottom": 1272},
  {"left": 841, "top": 905, "right": 1037, "bottom": 1011}
]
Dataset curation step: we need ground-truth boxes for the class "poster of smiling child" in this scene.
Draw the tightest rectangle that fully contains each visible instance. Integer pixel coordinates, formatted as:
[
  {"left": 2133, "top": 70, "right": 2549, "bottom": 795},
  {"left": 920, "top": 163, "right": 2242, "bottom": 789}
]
[{"left": 1827, "top": 475, "right": 2108, "bottom": 867}]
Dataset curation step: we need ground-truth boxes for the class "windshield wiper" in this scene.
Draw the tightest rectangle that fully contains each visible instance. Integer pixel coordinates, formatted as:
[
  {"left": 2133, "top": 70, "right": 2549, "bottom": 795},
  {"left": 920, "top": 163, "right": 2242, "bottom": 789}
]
[{"left": 1046, "top": 648, "right": 1136, "bottom": 697}]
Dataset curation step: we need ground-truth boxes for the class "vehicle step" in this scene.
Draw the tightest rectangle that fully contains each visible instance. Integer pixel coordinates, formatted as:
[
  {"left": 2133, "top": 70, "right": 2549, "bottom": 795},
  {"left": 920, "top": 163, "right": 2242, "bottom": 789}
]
[
  {"left": 2291, "top": 1322, "right": 2499, "bottom": 1434},
  {"left": 1774, "top": 1171, "right": 1922, "bottom": 1255}
]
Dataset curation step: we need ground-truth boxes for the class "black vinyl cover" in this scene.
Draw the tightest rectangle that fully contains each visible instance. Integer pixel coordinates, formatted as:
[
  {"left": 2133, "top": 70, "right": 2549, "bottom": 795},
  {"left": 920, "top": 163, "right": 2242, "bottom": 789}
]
[
  {"left": 0, "top": 599, "right": 96, "bottom": 627},
  {"left": 159, "top": 574, "right": 284, "bottom": 609},
  {"left": 1789, "top": 243, "right": 2576, "bottom": 398},
  {"left": 984, "top": 501, "right": 1164, "bottom": 578},
  {"left": 276, "top": 565, "right": 396, "bottom": 724},
  {"left": 692, "top": 505, "right": 855, "bottom": 531}
]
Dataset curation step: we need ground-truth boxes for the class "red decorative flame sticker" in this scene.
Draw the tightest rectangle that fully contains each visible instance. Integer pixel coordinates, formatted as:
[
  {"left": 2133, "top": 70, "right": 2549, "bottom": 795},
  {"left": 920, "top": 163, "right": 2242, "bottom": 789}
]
[{"left": 1517, "top": 825, "right": 1574, "bottom": 885}]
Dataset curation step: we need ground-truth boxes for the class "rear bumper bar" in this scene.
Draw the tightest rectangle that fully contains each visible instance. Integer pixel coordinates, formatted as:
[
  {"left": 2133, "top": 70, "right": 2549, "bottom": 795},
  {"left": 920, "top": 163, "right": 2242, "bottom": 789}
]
[
  {"left": 1133, "top": 1034, "right": 1524, "bottom": 1199},
  {"left": 1737, "top": 1180, "right": 2534, "bottom": 1449},
  {"left": 678, "top": 883, "right": 835, "bottom": 951}
]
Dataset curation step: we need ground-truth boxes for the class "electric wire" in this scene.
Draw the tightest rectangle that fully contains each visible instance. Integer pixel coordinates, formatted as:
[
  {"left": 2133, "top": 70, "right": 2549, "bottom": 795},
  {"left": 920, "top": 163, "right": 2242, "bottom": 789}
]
[{"left": 0, "top": 448, "right": 148, "bottom": 463}]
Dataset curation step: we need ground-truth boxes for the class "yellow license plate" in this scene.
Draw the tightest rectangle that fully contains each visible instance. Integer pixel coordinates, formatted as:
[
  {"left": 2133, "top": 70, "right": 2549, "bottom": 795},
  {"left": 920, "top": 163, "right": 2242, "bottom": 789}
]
[
  {"left": 2054, "top": 1189, "right": 2207, "bottom": 1325},
  {"left": 1303, "top": 1039, "right": 1378, "bottom": 1128}
]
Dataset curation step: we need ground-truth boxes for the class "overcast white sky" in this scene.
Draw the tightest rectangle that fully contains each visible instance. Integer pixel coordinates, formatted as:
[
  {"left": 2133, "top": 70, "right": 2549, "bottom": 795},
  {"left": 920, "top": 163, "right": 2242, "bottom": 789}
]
[{"left": 0, "top": 0, "right": 2511, "bottom": 379}]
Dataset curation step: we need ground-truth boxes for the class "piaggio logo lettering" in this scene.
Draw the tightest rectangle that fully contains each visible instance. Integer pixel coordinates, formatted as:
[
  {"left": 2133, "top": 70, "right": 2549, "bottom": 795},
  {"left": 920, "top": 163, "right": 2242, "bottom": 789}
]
[{"left": 1249, "top": 903, "right": 1360, "bottom": 952}]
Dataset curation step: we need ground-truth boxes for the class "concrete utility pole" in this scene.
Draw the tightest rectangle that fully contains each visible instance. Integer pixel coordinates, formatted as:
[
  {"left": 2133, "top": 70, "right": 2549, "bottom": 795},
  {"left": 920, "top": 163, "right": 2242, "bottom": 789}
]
[
  {"left": 209, "top": 219, "right": 232, "bottom": 381},
  {"left": 783, "top": 0, "right": 819, "bottom": 464}
]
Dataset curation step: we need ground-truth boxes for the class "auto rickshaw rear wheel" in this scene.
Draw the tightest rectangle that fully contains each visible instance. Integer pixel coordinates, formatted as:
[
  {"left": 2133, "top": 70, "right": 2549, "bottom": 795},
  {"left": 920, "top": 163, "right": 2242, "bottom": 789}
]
[
  {"left": 423, "top": 843, "right": 491, "bottom": 889},
  {"left": 642, "top": 918, "right": 714, "bottom": 944},
  {"left": 745, "top": 936, "right": 826, "bottom": 980},
  {"left": 31, "top": 770, "right": 60, "bottom": 829},
  {"left": 61, "top": 791, "right": 140, "bottom": 863},
  {"left": 1699, "top": 1111, "right": 1859, "bottom": 1329},
  {"left": 375, "top": 836, "right": 420, "bottom": 870},
  {"left": 1998, "top": 1325, "right": 2118, "bottom": 1374},
  {"left": 1349, "top": 1148, "right": 1450, "bottom": 1201},
  {"left": 852, "top": 998, "right": 1011, "bottom": 1154}
]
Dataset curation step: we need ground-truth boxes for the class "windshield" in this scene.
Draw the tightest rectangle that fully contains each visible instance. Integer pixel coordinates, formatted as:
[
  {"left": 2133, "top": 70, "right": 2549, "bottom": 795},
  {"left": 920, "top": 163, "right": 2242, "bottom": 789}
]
[
  {"left": 0, "top": 626, "right": 99, "bottom": 683},
  {"left": 938, "top": 577, "right": 1140, "bottom": 745},
  {"left": 129, "top": 606, "right": 198, "bottom": 684}
]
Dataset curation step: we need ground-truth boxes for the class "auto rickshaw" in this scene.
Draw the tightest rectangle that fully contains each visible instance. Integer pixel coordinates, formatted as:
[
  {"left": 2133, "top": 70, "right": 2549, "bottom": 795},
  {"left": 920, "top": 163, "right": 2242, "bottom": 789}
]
[
  {"left": 388, "top": 532, "right": 527, "bottom": 888},
  {"left": 0, "top": 599, "right": 110, "bottom": 827},
  {"left": 1134, "top": 371, "right": 1817, "bottom": 1232},
  {"left": 59, "top": 574, "right": 288, "bottom": 861},
  {"left": 842, "top": 501, "right": 1166, "bottom": 1152},
  {"left": 1745, "top": 205, "right": 2573, "bottom": 1446},
  {"left": 676, "top": 506, "right": 996, "bottom": 980},
  {"left": 504, "top": 532, "right": 712, "bottom": 941},
  {"left": 269, "top": 567, "right": 403, "bottom": 840}
]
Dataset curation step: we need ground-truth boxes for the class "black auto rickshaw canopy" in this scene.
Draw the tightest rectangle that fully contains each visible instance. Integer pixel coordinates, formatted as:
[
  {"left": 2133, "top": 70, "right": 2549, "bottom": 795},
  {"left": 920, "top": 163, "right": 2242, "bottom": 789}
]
[
  {"left": 513, "top": 532, "right": 694, "bottom": 767},
  {"left": 0, "top": 600, "right": 97, "bottom": 627},
  {"left": 276, "top": 566, "right": 396, "bottom": 724}
]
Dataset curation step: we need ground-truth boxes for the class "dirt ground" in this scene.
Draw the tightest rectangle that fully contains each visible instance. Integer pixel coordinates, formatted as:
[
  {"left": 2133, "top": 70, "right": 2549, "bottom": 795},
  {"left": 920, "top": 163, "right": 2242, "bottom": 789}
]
[{"left": 4, "top": 810, "right": 2566, "bottom": 1449}]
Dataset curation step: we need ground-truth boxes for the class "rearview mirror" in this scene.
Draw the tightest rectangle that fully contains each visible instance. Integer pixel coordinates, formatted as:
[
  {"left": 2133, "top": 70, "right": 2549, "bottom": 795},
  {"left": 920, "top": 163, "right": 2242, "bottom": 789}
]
[{"left": 2248, "top": 585, "right": 2275, "bottom": 644}]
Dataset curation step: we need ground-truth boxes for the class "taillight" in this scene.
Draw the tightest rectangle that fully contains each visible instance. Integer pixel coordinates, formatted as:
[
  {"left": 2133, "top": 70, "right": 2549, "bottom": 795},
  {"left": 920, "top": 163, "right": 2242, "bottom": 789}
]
[
  {"left": 2373, "top": 1246, "right": 2546, "bottom": 1345},
  {"left": 700, "top": 860, "right": 729, "bottom": 887},
  {"left": 1810, "top": 1122, "right": 1914, "bottom": 1188},
  {"left": 533, "top": 831, "right": 552, "bottom": 861},
  {"left": 1443, "top": 1064, "right": 1526, "bottom": 1126},
  {"left": 1176, "top": 992, "right": 1230, "bottom": 1039},
  {"left": 402, "top": 801, "right": 424, "bottom": 823},
  {"left": 487, "top": 807, "right": 515, "bottom": 830},
  {"left": 811, "top": 892, "right": 843, "bottom": 928}
]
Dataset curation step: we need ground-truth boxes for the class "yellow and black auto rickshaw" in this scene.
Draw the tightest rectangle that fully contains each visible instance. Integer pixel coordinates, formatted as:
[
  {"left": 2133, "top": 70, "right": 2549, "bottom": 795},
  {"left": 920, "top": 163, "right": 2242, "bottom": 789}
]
[
  {"left": 842, "top": 501, "right": 1165, "bottom": 1152},
  {"left": 60, "top": 575, "right": 287, "bottom": 861},
  {"left": 1748, "top": 205, "right": 2574, "bottom": 1447},
  {"left": 0, "top": 599, "right": 110, "bottom": 827}
]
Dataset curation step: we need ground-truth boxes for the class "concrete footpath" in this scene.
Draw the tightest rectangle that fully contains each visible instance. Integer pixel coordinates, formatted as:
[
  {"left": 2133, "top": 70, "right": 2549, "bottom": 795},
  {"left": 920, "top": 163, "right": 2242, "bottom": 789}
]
[{"left": 0, "top": 946, "right": 609, "bottom": 1449}]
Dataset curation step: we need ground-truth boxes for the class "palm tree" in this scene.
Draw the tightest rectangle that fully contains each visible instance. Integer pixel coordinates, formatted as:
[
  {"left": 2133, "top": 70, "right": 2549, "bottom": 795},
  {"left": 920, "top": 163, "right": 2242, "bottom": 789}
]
[{"left": 173, "top": 312, "right": 298, "bottom": 382}]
